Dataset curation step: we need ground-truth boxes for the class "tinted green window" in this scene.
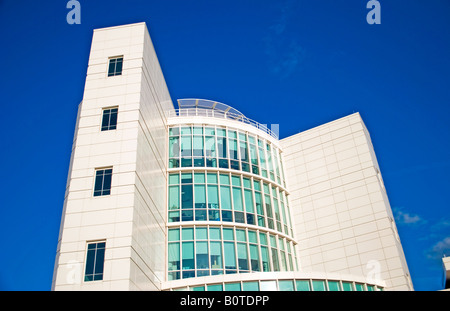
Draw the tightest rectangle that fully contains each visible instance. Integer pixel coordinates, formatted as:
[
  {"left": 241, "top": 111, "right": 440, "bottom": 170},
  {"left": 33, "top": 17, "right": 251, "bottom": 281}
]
[
  {"left": 168, "top": 228, "right": 180, "bottom": 241},
  {"left": 242, "top": 281, "right": 259, "bottom": 291},
  {"left": 312, "top": 280, "right": 326, "bottom": 291},
  {"left": 220, "top": 186, "right": 232, "bottom": 210},
  {"left": 225, "top": 282, "right": 241, "bottom": 291},
  {"left": 279, "top": 280, "right": 294, "bottom": 291},
  {"left": 328, "top": 281, "right": 341, "bottom": 291},
  {"left": 342, "top": 282, "right": 353, "bottom": 291},
  {"left": 295, "top": 280, "right": 311, "bottom": 291}
]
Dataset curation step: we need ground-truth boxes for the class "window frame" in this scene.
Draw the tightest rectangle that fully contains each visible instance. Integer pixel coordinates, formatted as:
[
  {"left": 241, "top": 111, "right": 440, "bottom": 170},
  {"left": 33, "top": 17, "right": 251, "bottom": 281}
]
[
  {"left": 100, "top": 106, "right": 119, "bottom": 131},
  {"left": 84, "top": 240, "right": 106, "bottom": 282},
  {"left": 93, "top": 167, "right": 113, "bottom": 197},
  {"left": 107, "top": 56, "right": 124, "bottom": 77}
]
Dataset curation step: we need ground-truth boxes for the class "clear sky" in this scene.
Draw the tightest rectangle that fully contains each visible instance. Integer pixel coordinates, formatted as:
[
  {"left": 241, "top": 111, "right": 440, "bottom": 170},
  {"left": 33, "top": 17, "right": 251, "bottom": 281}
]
[{"left": 0, "top": 0, "right": 449, "bottom": 291}]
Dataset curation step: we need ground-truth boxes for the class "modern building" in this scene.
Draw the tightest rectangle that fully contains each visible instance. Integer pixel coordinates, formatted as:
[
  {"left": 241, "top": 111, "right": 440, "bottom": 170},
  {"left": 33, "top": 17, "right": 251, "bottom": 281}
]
[{"left": 51, "top": 22, "right": 413, "bottom": 291}]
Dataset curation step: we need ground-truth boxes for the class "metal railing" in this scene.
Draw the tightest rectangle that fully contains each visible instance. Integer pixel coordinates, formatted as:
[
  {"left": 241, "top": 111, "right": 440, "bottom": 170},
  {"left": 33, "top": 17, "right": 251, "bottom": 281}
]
[{"left": 167, "top": 108, "right": 278, "bottom": 139}]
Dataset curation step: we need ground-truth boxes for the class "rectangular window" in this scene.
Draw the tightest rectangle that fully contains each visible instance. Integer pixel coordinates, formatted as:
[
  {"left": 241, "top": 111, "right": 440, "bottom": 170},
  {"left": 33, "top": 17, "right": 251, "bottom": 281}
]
[
  {"left": 108, "top": 56, "right": 123, "bottom": 76},
  {"left": 93, "top": 168, "right": 112, "bottom": 197},
  {"left": 101, "top": 107, "right": 118, "bottom": 131},
  {"left": 84, "top": 241, "right": 106, "bottom": 282}
]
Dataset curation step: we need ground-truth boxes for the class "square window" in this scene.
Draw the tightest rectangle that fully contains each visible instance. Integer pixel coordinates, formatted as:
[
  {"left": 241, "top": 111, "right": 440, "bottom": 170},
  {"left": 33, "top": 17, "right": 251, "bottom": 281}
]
[
  {"left": 107, "top": 57, "right": 123, "bottom": 76},
  {"left": 84, "top": 241, "right": 106, "bottom": 282},
  {"left": 101, "top": 107, "right": 118, "bottom": 131},
  {"left": 93, "top": 168, "right": 112, "bottom": 197}
]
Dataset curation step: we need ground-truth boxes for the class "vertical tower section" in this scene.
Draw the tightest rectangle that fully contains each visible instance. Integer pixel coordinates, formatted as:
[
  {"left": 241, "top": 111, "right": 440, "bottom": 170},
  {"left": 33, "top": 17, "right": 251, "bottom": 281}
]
[
  {"left": 52, "top": 23, "right": 174, "bottom": 290},
  {"left": 281, "top": 112, "right": 413, "bottom": 291}
]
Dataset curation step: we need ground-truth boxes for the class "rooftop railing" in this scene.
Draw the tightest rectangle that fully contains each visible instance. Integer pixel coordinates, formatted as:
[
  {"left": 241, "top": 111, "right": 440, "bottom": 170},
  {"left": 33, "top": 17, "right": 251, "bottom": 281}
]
[
  {"left": 167, "top": 108, "right": 278, "bottom": 139},
  {"left": 168, "top": 99, "right": 278, "bottom": 139}
]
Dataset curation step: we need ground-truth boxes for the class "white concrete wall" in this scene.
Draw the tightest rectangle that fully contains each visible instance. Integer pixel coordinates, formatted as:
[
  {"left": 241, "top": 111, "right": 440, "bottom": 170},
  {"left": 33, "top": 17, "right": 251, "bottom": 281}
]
[
  {"left": 52, "top": 23, "right": 174, "bottom": 290},
  {"left": 280, "top": 113, "right": 413, "bottom": 291}
]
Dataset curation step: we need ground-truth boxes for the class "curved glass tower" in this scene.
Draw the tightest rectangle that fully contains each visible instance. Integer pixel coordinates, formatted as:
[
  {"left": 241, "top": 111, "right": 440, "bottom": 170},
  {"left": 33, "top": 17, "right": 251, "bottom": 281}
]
[{"left": 166, "top": 99, "right": 297, "bottom": 283}]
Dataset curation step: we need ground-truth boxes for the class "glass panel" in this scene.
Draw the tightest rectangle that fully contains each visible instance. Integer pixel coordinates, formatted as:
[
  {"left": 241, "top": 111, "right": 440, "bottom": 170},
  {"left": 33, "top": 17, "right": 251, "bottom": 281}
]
[
  {"left": 295, "top": 280, "right": 311, "bottom": 291},
  {"left": 196, "top": 227, "right": 207, "bottom": 239},
  {"left": 168, "top": 186, "right": 180, "bottom": 210},
  {"left": 193, "top": 136, "right": 204, "bottom": 157},
  {"left": 312, "top": 280, "right": 326, "bottom": 291},
  {"left": 194, "top": 173, "right": 205, "bottom": 184},
  {"left": 231, "top": 175, "right": 241, "bottom": 186},
  {"left": 217, "top": 137, "right": 227, "bottom": 159},
  {"left": 193, "top": 126, "right": 203, "bottom": 135},
  {"left": 181, "top": 173, "right": 192, "bottom": 184},
  {"left": 219, "top": 174, "right": 230, "bottom": 185},
  {"left": 169, "top": 127, "right": 180, "bottom": 136},
  {"left": 260, "top": 281, "right": 277, "bottom": 291},
  {"left": 108, "top": 59, "right": 116, "bottom": 76},
  {"left": 207, "top": 173, "right": 218, "bottom": 184},
  {"left": 181, "top": 185, "right": 193, "bottom": 209},
  {"left": 182, "top": 242, "right": 194, "bottom": 270},
  {"left": 261, "top": 246, "right": 271, "bottom": 272},
  {"left": 180, "top": 127, "right": 191, "bottom": 135},
  {"left": 237, "top": 243, "right": 249, "bottom": 271},
  {"left": 169, "top": 174, "right": 179, "bottom": 185},
  {"left": 279, "top": 280, "right": 294, "bottom": 291},
  {"left": 210, "top": 241, "right": 222, "bottom": 269},
  {"left": 224, "top": 242, "right": 236, "bottom": 271},
  {"left": 205, "top": 136, "right": 216, "bottom": 157},
  {"left": 248, "top": 231, "right": 257, "bottom": 243},
  {"left": 220, "top": 186, "right": 232, "bottom": 210},
  {"left": 115, "top": 58, "right": 123, "bottom": 75},
  {"left": 207, "top": 284, "right": 223, "bottom": 291},
  {"left": 239, "top": 141, "right": 248, "bottom": 162},
  {"left": 168, "top": 243, "right": 180, "bottom": 270},
  {"left": 182, "top": 228, "right": 194, "bottom": 240},
  {"left": 194, "top": 185, "right": 206, "bottom": 209},
  {"left": 271, "top": 247, "right": 280, "bottom": 271},
  {"left": 181, "top": 135, "right": 192, "bottom": 157},
  {"left": 223, "top": 228, "right": 234, "bottom": 240},
  {"left": 235, "top": 229, "right": 246, "bottom": 242},
  {"left": 355, "top": 283, "right": 365, "bottom": 291},
  {"left": 168, "top": 228, "right": 180, "bottom": 241},
  {"left": 232, "top": 187, "right": 244, "bottom": 211},
  {"left": 169, "top": 136, "right": 179, "bottom": 158},
  {"left": 229, "top": 139, "right": 238, "bottom": 160},
  {"left": 225, "top": 282, "right": 241, "bottom": 291},
  {"left": 328, "top": 281, "right": 341, "bottom": 291},
  {"left": 204, "top": 127, "right": 215, "bottom": 135},
  {"left": 210, "top": 228, "right": 221, "bottom": 240},
  {"left": 244, "top": 189, "right": 254, "bottom": 213},
  {"left": 249, "top": 244, "right": 260, "bottom": 271},
  {"left": 192, "top": 286, "right": 205, "bottom": 291},
  {"left": 242, "top": 281, "right": 259, "bottom": 291},
  {"left": 342, "top": 282, "right": 353, "bottom": 291},
  {"left": 196, "top": 242, "right": 209, "bottom": 269},
  {"left": 207, "top": 185, "right": 219, "bottom": 209}
]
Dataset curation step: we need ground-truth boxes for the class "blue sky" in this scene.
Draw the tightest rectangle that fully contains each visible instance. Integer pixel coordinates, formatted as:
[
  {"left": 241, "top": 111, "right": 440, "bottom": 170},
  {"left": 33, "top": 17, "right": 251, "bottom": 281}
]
[{"left": 0, "top": 0, "right": 449, "bottom": 291}]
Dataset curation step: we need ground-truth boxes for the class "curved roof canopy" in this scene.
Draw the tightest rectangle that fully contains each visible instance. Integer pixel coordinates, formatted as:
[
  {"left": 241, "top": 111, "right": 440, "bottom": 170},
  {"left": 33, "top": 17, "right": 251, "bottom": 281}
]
[{"left": 177, "top": 98, "right": 246, "bottom": 121}]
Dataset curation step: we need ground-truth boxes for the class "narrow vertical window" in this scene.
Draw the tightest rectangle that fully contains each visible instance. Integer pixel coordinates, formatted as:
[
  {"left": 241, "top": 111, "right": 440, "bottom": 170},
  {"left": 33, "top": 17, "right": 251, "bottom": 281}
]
[
  {"left": 108, "top": 56, "right": 123, "bottom": 76},
  {"left": 101, "top": 107, "right": 118, "bottom": 131},
  {"left": 84, "top": 241, "right": 106, "bottom": 282},
  {"left": 94, "top": 168, "right": 112, "bottom": 197}
]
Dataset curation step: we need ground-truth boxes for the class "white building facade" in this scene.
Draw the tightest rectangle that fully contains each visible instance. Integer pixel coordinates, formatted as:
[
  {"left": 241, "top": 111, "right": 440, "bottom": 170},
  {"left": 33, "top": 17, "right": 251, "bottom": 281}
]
[{"left": 52, "top": 23, "right": 413, "bottom": 291}]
